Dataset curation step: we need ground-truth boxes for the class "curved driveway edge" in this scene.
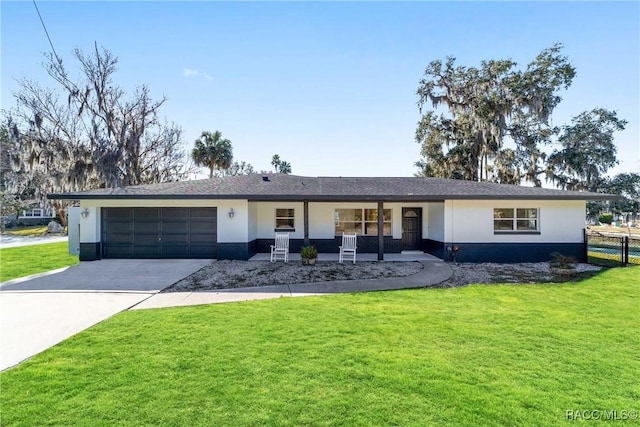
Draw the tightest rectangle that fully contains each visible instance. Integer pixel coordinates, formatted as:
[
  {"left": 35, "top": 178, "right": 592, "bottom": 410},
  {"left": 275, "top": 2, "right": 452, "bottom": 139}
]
[
  {"left": 0, "top": 259, "right": 210, "bottom": 371},
  {"left": 1, "top": 259, "right": 451, "bottom": 370},
  {"left": 131, "top": 260, "right": 453, "bottom": 310},
  {"left": 0, "top": 292, "right": 148, "bottom": 371},
  {"left": 0, "top": 259, "right": 211, "bottom": 292}
]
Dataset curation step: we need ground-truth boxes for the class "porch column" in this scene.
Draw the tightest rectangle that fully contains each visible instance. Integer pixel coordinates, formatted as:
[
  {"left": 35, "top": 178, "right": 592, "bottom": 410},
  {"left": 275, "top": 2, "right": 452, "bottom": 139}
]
[
  {"left": 378, "top": 201, "right": 384, "bottom": 261},
  {"left": 304, "top": 201, "right": 310, "bottom": 246}
]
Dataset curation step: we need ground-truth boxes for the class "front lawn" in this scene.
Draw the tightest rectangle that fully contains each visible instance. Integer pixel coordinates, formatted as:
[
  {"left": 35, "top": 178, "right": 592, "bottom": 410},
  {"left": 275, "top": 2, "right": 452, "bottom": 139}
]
[
  {"left": 1, "top": 267, "right": 638, "bottom": 426},
  {"left": 1, "top": 226, "right": 49, "bottom": 237},
  {"left": 0, "top": 242, "right": 78, "bottom": 282}
]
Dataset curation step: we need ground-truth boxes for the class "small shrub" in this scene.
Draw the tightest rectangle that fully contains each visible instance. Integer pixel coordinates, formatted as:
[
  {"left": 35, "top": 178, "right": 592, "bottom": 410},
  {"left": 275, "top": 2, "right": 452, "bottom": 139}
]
[
  {"left": 598, "top": 213, "right": 613, "bottom": 224},
  {"left": 549, "top": 252, "right": 577, "bottom": 269},
  {"left": 301, "top": 245, "right": 318, "bottom": 266},
  {"left": 300, "top": 245, "right": 318, "bottom": 260}
]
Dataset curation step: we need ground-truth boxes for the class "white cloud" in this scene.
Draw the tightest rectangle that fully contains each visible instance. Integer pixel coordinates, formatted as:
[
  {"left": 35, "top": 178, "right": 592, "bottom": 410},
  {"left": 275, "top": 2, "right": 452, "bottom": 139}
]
[{"left": 183, "top": 68, "right": 212, "bottom": 81}]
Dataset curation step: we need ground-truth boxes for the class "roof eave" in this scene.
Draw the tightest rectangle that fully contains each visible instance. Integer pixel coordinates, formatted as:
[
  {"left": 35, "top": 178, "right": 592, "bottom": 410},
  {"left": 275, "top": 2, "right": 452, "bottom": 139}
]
[{"left": 47, "top": 193, "right": 621, "bottom": 202}]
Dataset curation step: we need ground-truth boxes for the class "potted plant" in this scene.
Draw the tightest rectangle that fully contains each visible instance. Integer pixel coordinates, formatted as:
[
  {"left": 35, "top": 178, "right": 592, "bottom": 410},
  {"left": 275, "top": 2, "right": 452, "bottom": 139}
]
[
  {"left": 549, "top": 252, "right": 577, "bottom": 277},
  {"left": 301, "top": 245, "right": 318, "bottom": 266}
]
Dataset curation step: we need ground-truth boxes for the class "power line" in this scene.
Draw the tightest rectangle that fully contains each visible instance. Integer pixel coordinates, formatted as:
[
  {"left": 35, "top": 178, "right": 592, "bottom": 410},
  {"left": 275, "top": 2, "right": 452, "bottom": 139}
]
[
  {"left": 32, "top": 0, "right": 60, "bottom": 62},
  {"left": 31, "top": 0, "right": 97, "bottom": 158}
]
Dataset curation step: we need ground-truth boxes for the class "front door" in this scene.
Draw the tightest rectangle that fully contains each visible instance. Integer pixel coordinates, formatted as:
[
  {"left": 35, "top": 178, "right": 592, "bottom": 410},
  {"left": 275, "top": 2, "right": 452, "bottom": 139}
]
[{"left": 402, "top": 208, "right": 422, "bottom": 251}]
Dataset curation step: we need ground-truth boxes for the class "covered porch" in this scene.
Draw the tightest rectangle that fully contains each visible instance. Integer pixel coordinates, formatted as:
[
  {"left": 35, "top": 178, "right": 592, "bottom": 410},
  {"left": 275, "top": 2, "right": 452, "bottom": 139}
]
[
  {"left": 247, "top": 200, "right": 446, "bottom": 261},
  {"left": 249, "top": 251, "right": 442, "bottom": 262}
]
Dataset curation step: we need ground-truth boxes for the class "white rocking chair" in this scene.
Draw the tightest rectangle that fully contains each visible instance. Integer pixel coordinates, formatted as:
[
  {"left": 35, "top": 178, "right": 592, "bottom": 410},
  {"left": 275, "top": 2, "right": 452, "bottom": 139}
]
[
  {"left": 270, "top": 232, "right": 290, "bottom": 263},
  {"left": 339, "top": 233, "right": 357, "bottom": 264}
]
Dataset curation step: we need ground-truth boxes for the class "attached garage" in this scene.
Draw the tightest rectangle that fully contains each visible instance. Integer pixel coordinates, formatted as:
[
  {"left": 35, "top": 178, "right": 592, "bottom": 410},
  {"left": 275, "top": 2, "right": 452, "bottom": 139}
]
[{"left": 101, "top": 207, "right": 217, "bottom": 259}]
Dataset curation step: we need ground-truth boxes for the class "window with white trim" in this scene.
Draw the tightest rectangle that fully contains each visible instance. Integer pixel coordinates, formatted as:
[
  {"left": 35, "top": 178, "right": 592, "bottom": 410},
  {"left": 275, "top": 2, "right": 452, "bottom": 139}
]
[
  {"left": 21, "top": 208, "right": 45, "bottom": 218},
  {"left": 494, "top": 208, "right": 539, "bottom": 232},
  {"left": 275, "top": 208, "right": 295, "bottom": 230},
  {"left": 334, "top": 209, "right": 392, "bottom": 236}
]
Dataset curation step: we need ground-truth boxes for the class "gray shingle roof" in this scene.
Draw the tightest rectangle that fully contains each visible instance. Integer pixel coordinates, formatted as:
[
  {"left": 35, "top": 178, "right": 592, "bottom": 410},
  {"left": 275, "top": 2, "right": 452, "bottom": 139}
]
[{"left": 48, "top": 173, "right": 617, "bottom": 201}]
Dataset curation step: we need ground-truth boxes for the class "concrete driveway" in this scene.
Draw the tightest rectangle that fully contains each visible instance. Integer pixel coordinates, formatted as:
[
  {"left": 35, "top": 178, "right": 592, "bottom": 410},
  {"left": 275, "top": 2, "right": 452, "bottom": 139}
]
[{"left": 0, "top": 259, "right": 209, "bottom": 371}]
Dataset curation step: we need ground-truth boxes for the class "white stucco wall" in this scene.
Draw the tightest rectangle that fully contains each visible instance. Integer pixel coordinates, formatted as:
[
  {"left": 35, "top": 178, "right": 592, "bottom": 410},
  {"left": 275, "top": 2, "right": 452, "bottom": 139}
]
[
  {"left": 248, "top": 202, "right": 258, "bottom": 241},
  {"left": 426, "top": 202, "right": 445, "bottom": 242},
  {"left": 254, "top": 202, "right": 305, "bottom": 239},
  {"left": 77, "top": 198, "right": 585, "bottom": 248},
  {"left": 79, "top": 199, "right": 249, "bottom": 244},
  {"left": 444, "top": 199, "right": 586, "bottom": 243},
  {"left": 78, "top": 205, "right": 101, "bottom": 244},
  {"left": 67, "top": 206, "right": 80, "bottom": 255},
  {"left": 309, "top": 202, "right": 378, "bottom": 239}
]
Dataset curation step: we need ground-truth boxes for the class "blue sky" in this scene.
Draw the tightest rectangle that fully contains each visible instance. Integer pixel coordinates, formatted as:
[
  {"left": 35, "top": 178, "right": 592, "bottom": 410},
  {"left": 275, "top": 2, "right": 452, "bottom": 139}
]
[{"left": 2, "top": 1, "right": 638, "bottom": 180}]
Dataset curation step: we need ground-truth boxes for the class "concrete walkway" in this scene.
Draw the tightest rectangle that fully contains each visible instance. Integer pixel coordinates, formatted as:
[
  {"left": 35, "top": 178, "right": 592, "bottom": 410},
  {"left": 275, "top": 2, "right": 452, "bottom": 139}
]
[{"left": 132, "top": 260, "right": 453, "bottom": 310}]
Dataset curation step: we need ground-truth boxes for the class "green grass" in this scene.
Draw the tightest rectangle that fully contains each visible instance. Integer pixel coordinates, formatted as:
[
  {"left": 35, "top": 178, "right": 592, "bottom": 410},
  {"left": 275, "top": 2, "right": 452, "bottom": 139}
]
[
  {"left": 588, "top": 250, "right": 640, "bottom": 267},
  {"left": 1, "top": 267, "right": 639, "bottom": 426},
  {"left": 2, "top": 226, "right": 49, "bottom": 237},
  {"left": 0, "top": 242, "right": 78, "bottom": 282},
  {"left": 588, "top": 250, "right": 625, "bottom": 267}
]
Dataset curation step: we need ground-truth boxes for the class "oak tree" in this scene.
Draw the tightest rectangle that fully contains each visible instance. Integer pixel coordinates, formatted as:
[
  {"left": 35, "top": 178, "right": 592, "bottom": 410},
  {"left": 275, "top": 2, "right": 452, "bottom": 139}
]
[
  {"left": 6, "top": 44, "right": 192, "bottom": 225},
  {"left": 546, "top": 108, "right": 627, "bottom": 191},
  {"left": 415, "top": 44, "right": 575, "bottom": 185}
]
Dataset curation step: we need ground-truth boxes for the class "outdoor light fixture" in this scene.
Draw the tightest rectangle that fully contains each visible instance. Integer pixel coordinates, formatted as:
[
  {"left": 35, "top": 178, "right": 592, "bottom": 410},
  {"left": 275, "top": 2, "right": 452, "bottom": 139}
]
[
  {"left": 81, "top": 208, "right": 90, "bottom": 219},
  {"left": 228, "top": 208, "right": 235, "bottom": 219}
]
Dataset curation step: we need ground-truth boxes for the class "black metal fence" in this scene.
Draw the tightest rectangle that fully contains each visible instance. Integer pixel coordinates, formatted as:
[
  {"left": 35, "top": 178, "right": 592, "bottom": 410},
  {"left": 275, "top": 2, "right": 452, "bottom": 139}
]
[{"left": 585, "top": 230, "right": 640, "bottom": 267}]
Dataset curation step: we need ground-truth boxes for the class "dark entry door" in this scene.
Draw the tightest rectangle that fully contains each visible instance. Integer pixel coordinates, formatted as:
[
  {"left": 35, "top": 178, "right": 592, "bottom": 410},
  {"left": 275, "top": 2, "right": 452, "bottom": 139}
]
[
  {"left": 402, "top": 208, "right": 422, "bottom": 250},
  {"left": 102, "top": 207, "right": 217, "bottom": 259}
]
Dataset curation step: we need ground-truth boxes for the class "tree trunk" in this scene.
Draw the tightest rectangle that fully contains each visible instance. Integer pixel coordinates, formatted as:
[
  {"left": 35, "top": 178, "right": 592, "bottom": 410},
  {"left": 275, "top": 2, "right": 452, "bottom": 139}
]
[{"left": 53, "top": 200, "right": 69, "bottom": 229}]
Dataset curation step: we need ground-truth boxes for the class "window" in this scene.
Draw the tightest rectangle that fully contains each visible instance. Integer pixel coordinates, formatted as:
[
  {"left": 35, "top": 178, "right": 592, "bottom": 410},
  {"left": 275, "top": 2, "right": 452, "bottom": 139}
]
[
  {"left": 275, "top": 208, "right": 295, "bottom": 230},
  {"left": 364, "top": 209, "right": 392, "bottom": 236},
  {"left": 334, "top": 209, "right": 362, "bottom": 235},
  {"left": 334, "top": 209, "right": 392, "bottom": 236},
  {"left": 22, "top": 208, "right": 44, "bottom": 218},
  {"left": 494, "top": 208, "right": 539, "bottom": 232}
]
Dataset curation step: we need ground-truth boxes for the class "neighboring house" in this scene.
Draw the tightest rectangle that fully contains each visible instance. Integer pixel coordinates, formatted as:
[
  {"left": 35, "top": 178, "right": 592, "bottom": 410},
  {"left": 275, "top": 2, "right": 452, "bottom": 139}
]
[
  {"left": 49, "top": 174, "right": 613, "bottom": 263},
  {"left": 19, "top": 208, "right": 51, "bottom": 219},
  {"left": 5, "top": 207, "right": 54, "bottom": 227}
]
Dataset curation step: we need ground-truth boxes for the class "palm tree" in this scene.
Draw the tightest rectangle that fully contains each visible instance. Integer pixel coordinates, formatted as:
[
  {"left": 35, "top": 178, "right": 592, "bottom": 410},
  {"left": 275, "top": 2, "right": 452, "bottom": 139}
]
[
  {"left": 271, "top": 154, "right": 292, "bottom": 174},
  {"left": 271, "top": 154, "right": 281, "bottom": 172},
  {"left": 277, "top": 161, "right": 292, "bottom": 174},
  {"left": 192, "top": 131, "right": 233, "bottom": 178}
]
